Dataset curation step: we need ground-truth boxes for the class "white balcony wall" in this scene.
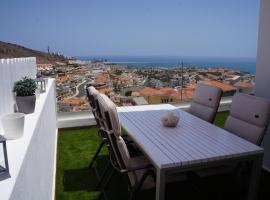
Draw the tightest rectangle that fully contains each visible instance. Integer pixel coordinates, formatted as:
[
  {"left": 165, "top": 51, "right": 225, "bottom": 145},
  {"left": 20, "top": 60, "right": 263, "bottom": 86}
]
[
  {"left": 0, "top": 57, "right": 37, "bottom": 116},
  {"left": 0, "top": 79, "right": 57, "bottom": 200},
  {"left": 0, "top": 58, "right": 57, "bottom": 199},
  {"left": 256, "top": 0, "right": 270, "bottom": 171}
]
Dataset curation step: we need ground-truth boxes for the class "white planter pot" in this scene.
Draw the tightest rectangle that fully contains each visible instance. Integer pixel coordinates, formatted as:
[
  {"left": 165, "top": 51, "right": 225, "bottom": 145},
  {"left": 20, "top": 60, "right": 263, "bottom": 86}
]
[{"left": 0, "top": 113, "right": 25, "bottom": 140}]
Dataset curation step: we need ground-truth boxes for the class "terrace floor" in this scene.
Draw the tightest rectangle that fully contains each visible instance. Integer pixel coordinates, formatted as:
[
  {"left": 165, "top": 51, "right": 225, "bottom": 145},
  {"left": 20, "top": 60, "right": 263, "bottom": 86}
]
[{"left": 56, "top": 112, "right": 270, "bottom": 200}]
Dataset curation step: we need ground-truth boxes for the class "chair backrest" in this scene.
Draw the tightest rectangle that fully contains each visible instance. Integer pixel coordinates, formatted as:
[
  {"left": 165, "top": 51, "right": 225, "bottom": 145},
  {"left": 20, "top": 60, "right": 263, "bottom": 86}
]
[
  {"left": 86, "top": 86, "right": 104, "bottom": 129},
  {"left": 98, "top": 94, "right": 154, "bottom": 189},
  {"left": 86, "top": 86, "right": 99, "bottom": 110},
  {"left": 116, "top": 136, "right": 131, "bottom": 167},
  {"left": 97, "top": 94, "right": 142, "bottom": 187},
  {"left": 98, "top": 94, "right": 121, "bottom": 137},
  {"left": 224, "top": 93, "right": 270, "bottom": 145},
  {"left": 188, "top": 82, "right": 222, "bottom": 123},
  {"left": 97, "top": 94, "right": 125, "bottom": 168}
]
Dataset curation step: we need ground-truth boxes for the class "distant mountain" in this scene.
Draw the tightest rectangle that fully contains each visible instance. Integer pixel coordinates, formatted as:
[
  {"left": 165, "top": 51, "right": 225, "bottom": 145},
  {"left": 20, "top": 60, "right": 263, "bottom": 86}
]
[{"left": 0, "top": 41, "right": 68, "bottom": 64}]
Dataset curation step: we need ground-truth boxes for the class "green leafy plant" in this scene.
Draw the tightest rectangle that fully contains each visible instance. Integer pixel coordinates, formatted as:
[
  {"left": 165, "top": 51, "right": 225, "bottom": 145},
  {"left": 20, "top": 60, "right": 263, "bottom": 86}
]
[{"left": 13, "top": 77, "right": 37, "bottom": 96}]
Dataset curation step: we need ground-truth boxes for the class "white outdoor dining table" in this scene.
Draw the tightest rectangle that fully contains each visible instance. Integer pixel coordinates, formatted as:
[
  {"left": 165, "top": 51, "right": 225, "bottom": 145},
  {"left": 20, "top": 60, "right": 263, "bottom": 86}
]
[{"left": 117, "top": 104, "right": 264, "bottom": 200}]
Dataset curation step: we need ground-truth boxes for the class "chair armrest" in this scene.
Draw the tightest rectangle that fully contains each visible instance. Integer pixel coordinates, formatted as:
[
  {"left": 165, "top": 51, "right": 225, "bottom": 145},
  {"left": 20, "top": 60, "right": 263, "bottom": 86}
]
[
  {"left": 123, "top": 136, "right": 134, "bottom": 144},
  {"left": 109, "top": 152, "right": 153, "bottom": 173},
  {"left": 119, "top": 164, "right": 153, "bottom": 173}
]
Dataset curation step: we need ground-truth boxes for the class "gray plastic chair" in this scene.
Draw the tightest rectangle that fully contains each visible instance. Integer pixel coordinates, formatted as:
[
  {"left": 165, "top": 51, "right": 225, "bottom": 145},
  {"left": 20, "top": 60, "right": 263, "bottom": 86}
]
[
  {"left": 86, "top": 86, "right": 107, "bottom": 169},
  {"left": 97, "top": 93, "right": 155, "bottom": 200},
  {"left": 224, "top": 93, "right": 270, "bottom": 145},
  {"left": 188, "top": 82, "right": 222, "bottom": 123}
]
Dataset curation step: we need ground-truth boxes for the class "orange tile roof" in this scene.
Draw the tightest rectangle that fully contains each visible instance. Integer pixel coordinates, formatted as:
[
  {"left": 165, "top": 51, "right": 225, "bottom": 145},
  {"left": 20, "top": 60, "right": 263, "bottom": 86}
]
[
  {"left": 186, "top": 84, "right": 196, "bottom": 89},
  {"left": 94, "top": 75, "right": 109, "bottom": 84},
  {"left": 173, "top": 87, "right": 195, "bottom": 100},
  {"left": 131, "top": 91, "right": 140, "bottom": 97},
  {"left": 56, "top": 75, "right": 69, "bottom": 83},
  {"left": 233, "top": 81, "right": 253, "bottom": 88},
  {"left": 159, "top": 87, "right": 178, "bottom": 96},
  {"left": 159, "top": 87, "right": 175, "bottom": 92},
  {"left": 119, "top": 76, "right": 133, "bottom": 82},
  {"left": 58, "top": 98, "right": 84, "bottom": 106},
  {"left": 137, "top": 86, "right": 195, "bottom": 100},
  {"left": 37, "top": 64, "right": 53, "bottom": 68},
  {"left": 202, "top": 80, "right": 236, "bottom": 92},
  {"left": 139, "top": 87, "right": 162, "bottom": 96}
]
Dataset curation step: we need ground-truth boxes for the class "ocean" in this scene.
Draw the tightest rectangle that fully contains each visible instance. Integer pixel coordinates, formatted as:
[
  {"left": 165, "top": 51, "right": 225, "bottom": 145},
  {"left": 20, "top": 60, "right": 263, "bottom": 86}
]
[{"left": 76, "top": 56, "right": 256, "bottom": 74}]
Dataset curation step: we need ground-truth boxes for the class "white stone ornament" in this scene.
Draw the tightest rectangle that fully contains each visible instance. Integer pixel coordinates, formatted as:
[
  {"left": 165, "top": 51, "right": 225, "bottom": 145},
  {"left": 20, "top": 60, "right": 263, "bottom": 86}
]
[{"left": 161, "top": 111, "right": 179, "bottom": 127}]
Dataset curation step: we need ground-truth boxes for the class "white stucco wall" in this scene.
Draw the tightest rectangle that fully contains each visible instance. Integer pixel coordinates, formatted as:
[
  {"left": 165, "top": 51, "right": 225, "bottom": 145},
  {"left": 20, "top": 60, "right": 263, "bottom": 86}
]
[
  {"left": 0, "top": 57, "right": 37, "bottom": 116},
  {"left": 0, "top": 58, "right": 57, "bottom": 199},
  {"left": 256, "top": 0, "right": 270, "bottom": 171},
  {"left": 0, "top": 79, "right": 57, "bottom": 200}
]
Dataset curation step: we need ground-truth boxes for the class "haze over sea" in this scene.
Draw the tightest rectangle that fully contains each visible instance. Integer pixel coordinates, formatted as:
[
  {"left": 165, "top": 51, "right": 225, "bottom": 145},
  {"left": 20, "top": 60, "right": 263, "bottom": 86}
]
[{"left": 77, "top": 56, "right": 256, "bottom": 74}]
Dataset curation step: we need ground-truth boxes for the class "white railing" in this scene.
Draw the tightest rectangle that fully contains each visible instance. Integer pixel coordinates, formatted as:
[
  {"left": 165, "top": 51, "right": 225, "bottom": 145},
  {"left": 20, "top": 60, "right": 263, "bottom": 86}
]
[{"left": 0, "top": 57, "right": 37, "bottom": 116}]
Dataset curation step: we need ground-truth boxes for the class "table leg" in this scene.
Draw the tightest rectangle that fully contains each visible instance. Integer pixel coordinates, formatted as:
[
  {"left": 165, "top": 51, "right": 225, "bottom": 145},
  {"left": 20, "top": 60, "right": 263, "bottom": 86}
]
[
  {"left": 156, "top": 168, "right": 165, "bottom": 200},
  {"left": 248, "top": 155, "right": 263, "bottom": 200}
]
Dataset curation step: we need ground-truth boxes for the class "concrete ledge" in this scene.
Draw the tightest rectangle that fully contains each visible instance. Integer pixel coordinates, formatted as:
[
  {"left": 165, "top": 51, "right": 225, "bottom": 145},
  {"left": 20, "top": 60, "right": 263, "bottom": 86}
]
[
  {"left": 57, "top": 97, "right": 232, "bottom": 129},
  {"left": 57, "top": 111, "right": 96, "bottom": 128}
]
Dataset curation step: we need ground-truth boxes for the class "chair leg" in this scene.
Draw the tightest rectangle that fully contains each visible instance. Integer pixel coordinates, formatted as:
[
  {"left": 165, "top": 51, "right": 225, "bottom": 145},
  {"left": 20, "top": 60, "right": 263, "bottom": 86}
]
[
  {"left": 101, "top": 167, "right": 115, "bottom": 191},
  {"left": 96, "top": 168, "right": 115, "bottom": 200},
  {"left": 89, "top": 140, "right": 105, "bottom": 169},
  {"left": 129, "top": 190, "right": 134, "bottom": 200},
  {"left": 97, "top": 192, "right": 103, "bottom": 200},
  {"left": 95, "top": 160, "right": 112, "bottom": 189},
  {"left": 97, "top": 190, "right": 109, "bottom": 200}
]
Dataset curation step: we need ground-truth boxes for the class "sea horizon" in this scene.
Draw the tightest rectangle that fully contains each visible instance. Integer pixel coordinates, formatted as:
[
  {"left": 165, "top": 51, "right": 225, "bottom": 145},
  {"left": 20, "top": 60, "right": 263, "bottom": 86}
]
[{"left": 76, "top": 55, "right": 256, "bottom": 73}]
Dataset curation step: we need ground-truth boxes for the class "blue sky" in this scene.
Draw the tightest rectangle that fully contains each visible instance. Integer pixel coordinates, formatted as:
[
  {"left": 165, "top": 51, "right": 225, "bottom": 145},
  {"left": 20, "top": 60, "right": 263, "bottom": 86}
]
[{"left": 0, "top": 0, "right": 259, "bottom": 58}]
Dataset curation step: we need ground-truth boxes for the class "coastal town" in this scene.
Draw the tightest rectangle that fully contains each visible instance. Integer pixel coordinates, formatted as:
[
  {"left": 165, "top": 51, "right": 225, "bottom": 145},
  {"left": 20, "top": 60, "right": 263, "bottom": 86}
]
[{"left": 37, "top": 58, "right": 255, "bottom": 112}]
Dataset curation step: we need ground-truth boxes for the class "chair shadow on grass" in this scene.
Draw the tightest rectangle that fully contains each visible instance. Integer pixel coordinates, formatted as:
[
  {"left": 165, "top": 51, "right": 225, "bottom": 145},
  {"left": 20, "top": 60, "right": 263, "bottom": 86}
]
[{"left": 63, "top": 155, "right": 109, "bottom": 192}]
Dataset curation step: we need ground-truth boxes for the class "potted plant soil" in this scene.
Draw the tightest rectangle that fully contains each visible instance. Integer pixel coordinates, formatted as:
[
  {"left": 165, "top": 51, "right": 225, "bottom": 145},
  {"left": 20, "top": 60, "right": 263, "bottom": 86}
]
[{"left": 13, "top": 77, "right": 37, "bottom": 114}]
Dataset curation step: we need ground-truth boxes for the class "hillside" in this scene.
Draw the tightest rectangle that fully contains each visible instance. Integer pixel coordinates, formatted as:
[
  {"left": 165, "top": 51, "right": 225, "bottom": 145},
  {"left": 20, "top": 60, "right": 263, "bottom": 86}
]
[{"left": 0, "top": 41, "right": 68, "bottom": 64}]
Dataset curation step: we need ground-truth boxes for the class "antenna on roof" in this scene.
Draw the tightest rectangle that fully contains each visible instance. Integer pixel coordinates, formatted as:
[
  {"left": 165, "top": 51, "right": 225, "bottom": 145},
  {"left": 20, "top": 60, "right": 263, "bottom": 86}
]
[{"left": 181, "top": 61, "right": 184, "bottom": 101}]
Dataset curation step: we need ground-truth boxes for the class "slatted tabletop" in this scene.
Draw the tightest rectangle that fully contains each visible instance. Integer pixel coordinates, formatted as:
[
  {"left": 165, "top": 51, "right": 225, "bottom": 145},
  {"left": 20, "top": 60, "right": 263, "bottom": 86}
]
[{"left": 117, "top": 104, "right": 263, "bottom": 169}]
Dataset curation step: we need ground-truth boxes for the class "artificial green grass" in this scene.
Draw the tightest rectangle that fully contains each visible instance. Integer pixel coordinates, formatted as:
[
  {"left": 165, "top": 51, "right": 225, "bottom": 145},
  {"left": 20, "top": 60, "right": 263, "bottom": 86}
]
[
  {"left": 214, "top": 111, "right": 229, "bottom": 128},
  {"left": 56, "top": 128, "right": 104, "bottom": 200},
  {"left": 56, "top": 112, "right": 229, "bottom": 200}
]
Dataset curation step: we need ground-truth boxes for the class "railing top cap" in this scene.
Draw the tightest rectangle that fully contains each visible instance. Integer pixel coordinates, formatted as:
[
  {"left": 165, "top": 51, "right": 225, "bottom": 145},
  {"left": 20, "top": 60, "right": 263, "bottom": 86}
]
[{"left": 0, "top": 57, "right": 36, "bottom": 64}]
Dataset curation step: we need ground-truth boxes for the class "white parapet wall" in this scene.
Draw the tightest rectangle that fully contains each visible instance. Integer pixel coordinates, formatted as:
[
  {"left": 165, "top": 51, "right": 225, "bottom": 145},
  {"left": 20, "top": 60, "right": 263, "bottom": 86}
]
[
  {"left": 0, "top": 57, "right": 37, "bottom": 116},
  {"left": 0, "top": 58, "right": 57, "bottom": 199},
  {"left": 0, "top": 79, "right": 57, "bottom": 200}
]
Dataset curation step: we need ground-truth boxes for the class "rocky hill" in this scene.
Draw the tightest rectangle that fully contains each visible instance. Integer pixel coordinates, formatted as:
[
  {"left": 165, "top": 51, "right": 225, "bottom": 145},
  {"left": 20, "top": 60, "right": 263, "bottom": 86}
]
[{"left": 0, "top": 41, "right": 68, "bottom": 64}]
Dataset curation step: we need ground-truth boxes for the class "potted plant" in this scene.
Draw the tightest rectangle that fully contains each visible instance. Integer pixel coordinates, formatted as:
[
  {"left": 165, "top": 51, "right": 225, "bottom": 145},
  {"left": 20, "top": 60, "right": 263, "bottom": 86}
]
[{"left": 13, "top": 77, "right": 37, "bottom": 114}]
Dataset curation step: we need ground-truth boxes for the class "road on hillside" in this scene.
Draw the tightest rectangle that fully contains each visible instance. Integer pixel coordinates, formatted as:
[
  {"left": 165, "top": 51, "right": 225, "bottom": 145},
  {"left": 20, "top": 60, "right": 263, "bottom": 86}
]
[{"left": 76, "top": 81, "right": 90, "bottom": 98}]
